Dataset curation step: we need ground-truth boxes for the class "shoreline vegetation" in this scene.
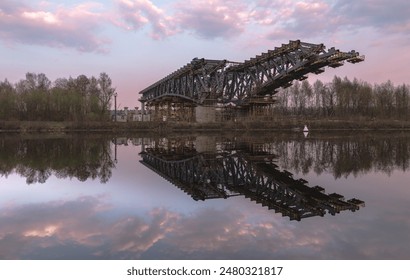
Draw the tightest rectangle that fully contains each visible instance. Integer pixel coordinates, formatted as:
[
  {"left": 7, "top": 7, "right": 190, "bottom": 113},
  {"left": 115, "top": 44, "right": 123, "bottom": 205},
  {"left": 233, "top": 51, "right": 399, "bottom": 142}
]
[
  {"left": 1, "top": 119, "right": 410, "bottom": 133},
  {"left": 1, "top": 72, "right": 409, "bottom": 133}
]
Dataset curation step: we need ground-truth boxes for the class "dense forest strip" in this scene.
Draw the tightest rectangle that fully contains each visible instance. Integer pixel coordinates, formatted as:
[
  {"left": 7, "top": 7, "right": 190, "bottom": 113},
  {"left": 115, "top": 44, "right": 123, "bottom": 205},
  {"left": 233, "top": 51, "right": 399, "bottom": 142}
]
[
  {"left": 274, "top": 76, "right": 410, "bottom": 120},
  {"left": 0, "top": 72, "right": 115, "bottom": 122}
]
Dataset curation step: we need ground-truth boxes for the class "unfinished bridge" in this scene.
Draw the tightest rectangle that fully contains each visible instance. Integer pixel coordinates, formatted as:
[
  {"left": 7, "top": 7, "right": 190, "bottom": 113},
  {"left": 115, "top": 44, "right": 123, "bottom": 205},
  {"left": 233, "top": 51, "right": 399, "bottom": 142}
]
[
  {"left": 139, "top": 137, "right": 364, "bottom": 221},
  {"left": 139, "top": 40, "right": 364, "bottom": 122}
]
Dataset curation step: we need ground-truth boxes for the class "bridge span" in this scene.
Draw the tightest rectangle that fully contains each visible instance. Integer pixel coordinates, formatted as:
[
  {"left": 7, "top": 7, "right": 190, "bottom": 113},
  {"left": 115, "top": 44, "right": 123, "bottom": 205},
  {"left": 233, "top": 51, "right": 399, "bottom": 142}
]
[{"left": 139, "top": 40, "right": 364, "bottom": 122}]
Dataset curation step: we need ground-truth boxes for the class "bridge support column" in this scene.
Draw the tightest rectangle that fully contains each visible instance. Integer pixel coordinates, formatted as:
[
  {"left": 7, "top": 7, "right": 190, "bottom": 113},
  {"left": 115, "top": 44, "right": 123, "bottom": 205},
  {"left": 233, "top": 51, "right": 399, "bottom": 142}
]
[
  {"left": 154, "top": 104, "right": 160, "bottom": 121},
  {"left": 195, "top": 105, "right": 216, "bottom": 123},
  {"left": 141, "top": 101, "right": 145, "bottom": 114}
]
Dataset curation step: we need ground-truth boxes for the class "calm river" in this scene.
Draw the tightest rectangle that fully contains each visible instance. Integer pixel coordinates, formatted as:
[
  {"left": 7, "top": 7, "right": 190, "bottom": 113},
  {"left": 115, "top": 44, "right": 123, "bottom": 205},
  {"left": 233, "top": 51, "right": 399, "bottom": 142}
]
[{"left": 1, "top": 131, "right": 409, "bottom": 259}]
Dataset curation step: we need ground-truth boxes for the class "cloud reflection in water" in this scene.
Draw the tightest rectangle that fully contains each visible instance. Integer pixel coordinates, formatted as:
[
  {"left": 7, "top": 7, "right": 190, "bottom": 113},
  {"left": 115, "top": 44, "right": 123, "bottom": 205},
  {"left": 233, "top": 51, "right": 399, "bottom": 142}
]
[{"left": 1, "top": 193, "right": 403, "bottom": 260}]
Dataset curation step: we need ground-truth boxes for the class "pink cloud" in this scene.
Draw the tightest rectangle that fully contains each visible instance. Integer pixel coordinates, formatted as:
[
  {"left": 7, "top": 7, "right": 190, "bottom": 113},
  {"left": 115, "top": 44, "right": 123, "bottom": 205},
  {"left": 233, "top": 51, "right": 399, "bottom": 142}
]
[
  {"left": 258, "top": 0, "right": 335, "bottom": 41},
  {"left": 1, "top": 0, "right": 409, "bottom": 55},
  {"left": 249, "top": 0, "right": 295, "bottom": 25},
  {"left": 173, "top": 0, "right": 250, "bottom": 39},
  {"left": 0, "top": 1, "right": 111, "bottom": 52},
  {"left": 249, "top": 0, "right": 410, "bottom": 49},
  {"left": 115, "top": 0, "right": 177, "bottom": 40},
  {"left": 113, "top": 0, "right": 264, "bottom": 40}
]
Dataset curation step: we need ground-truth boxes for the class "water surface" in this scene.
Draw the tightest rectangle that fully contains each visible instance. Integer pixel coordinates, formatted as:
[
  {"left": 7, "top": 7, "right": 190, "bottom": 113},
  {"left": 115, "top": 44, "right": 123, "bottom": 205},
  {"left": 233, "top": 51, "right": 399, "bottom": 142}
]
[{"left": 1, "top": 132, "right": 409, "bottom": 259}]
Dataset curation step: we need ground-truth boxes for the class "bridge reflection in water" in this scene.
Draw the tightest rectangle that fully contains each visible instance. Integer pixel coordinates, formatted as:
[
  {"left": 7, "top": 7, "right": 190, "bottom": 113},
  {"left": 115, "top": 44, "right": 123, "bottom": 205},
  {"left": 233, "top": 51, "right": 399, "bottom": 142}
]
[{"left": 139, "top": 137, "right": 364, "bottom": 221}]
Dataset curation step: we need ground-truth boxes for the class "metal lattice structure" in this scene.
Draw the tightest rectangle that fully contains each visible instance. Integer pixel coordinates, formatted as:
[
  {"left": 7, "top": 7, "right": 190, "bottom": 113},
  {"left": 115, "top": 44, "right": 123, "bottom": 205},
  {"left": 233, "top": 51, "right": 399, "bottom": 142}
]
[
  {"left": 139, "top": 138, "right": 364, "bottom": 221},
  {"left": 139, "top": 40, "right": 364, "bottom": 106}
]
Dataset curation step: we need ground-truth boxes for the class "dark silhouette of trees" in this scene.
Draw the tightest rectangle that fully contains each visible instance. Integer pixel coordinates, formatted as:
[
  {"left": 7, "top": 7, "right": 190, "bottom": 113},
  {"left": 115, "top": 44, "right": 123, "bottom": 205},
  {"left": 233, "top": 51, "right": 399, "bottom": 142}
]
[
  {"left": 271, "top": 132, "right": 410, "bottom": 178},
  {"left": 0, "top": 79, "right": 17, "bottom": 120},
  {"left": 274, "top": 76, "right": 410, "bottom": 120},
  {"left": 0, "top": 72, "right": 116, "bottom": 121},
  {"left": 0, "top": 135, "right": 115, "bottom": 184}
]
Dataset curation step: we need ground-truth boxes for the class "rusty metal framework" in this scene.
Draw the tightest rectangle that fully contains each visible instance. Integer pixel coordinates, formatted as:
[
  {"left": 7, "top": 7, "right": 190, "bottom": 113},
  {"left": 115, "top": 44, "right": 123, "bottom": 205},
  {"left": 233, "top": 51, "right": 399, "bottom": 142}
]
[
  {"left": 139, "top": 138, "right": 364, "bottom": 221},
  {"left": 139, "top": 40, "right": 364, "bottom": 107}
]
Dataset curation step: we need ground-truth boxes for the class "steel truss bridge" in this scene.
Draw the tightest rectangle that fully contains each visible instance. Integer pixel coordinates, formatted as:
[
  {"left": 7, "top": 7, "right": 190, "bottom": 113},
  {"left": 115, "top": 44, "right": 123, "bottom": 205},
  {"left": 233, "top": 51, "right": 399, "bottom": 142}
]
[
  {"left": 139, "top": 138, "right": 364, "bottom": 221},
  {"left": 139, "top": 40, "right": 364, "bottom": 107}
]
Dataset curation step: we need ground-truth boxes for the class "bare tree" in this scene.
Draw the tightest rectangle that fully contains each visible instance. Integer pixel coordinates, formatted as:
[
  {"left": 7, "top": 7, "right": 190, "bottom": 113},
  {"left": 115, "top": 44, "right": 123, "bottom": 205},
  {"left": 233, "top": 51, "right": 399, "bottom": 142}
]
[{"left": 97, "top": 72, "right": 115, "bottom": 117}]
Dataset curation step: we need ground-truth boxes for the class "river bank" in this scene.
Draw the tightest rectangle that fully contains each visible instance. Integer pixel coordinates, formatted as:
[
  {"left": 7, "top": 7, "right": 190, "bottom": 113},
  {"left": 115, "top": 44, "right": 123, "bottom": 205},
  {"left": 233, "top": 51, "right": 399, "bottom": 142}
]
[{"left": 1, "top": 119, "right": 410, "bottom": 133}]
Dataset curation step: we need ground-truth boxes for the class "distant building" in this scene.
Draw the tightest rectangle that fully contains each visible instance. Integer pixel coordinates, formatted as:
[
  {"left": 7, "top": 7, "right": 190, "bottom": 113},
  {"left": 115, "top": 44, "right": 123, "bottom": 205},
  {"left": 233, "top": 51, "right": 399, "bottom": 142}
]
[{"left": 110, "top": 106, "right": 151, "bottom": 122}]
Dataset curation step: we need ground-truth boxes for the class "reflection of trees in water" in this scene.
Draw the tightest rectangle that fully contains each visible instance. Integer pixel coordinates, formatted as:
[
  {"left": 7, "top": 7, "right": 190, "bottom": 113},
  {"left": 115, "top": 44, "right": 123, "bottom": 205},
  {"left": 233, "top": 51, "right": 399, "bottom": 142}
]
[
  {"left": 1, "top": 133, "right": 409, "bottom": 184},
  {"left": 273, "top": 134, "right": 410, "bottom": 178},
  {"left": 0, "top": 135, "right": 114, "bottom": 184},
  {"left": 141, "top": 133, "right": 410, "bottom": 179}
]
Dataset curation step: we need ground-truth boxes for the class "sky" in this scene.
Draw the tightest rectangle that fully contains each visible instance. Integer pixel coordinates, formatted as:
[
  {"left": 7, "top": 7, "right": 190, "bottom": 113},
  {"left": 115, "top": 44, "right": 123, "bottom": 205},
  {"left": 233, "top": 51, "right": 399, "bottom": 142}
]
[{"left": 1, "top": 0, "right": 409, "bottom": 109}]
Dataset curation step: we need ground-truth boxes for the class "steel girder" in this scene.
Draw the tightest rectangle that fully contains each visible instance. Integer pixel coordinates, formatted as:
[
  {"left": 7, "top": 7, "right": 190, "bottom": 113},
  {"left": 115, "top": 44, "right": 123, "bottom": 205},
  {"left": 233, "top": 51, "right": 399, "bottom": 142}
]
[
  {"left": 139, "top": 40, "right": 364, "bottom": 106},
  {"left": 140, "top": 58, "right": 235, "bottom": 105}
]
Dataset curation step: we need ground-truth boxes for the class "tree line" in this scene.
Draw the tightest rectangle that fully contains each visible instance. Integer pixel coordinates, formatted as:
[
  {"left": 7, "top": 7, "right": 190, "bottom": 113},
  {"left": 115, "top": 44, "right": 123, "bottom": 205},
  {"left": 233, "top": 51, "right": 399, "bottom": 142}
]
[
  {"left": 0, "top": 72, "right": 115, "bottom": 121},
  {"left": 271, "top": 132, "right": 410, "bottom": 178},
  {"left": 274, "top": 76, "right": 410, "bottom": 120},
  {"left": 0, "top": 135, "right": 114, "bottom": 184}
]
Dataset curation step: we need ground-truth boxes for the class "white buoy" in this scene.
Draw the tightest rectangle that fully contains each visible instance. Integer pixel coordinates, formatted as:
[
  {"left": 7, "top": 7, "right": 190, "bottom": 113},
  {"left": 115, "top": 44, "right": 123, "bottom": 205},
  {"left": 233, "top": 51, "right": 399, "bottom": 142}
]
[{"left": 303, "top": 125, "right": 309, "bottom": 132}]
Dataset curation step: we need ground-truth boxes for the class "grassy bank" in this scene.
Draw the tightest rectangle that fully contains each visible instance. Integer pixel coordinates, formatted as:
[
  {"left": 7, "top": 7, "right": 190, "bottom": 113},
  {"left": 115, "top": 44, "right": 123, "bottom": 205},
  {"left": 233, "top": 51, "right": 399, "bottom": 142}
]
[{"left": 1, "top": 119, "right": 410, "bottom": 133}]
